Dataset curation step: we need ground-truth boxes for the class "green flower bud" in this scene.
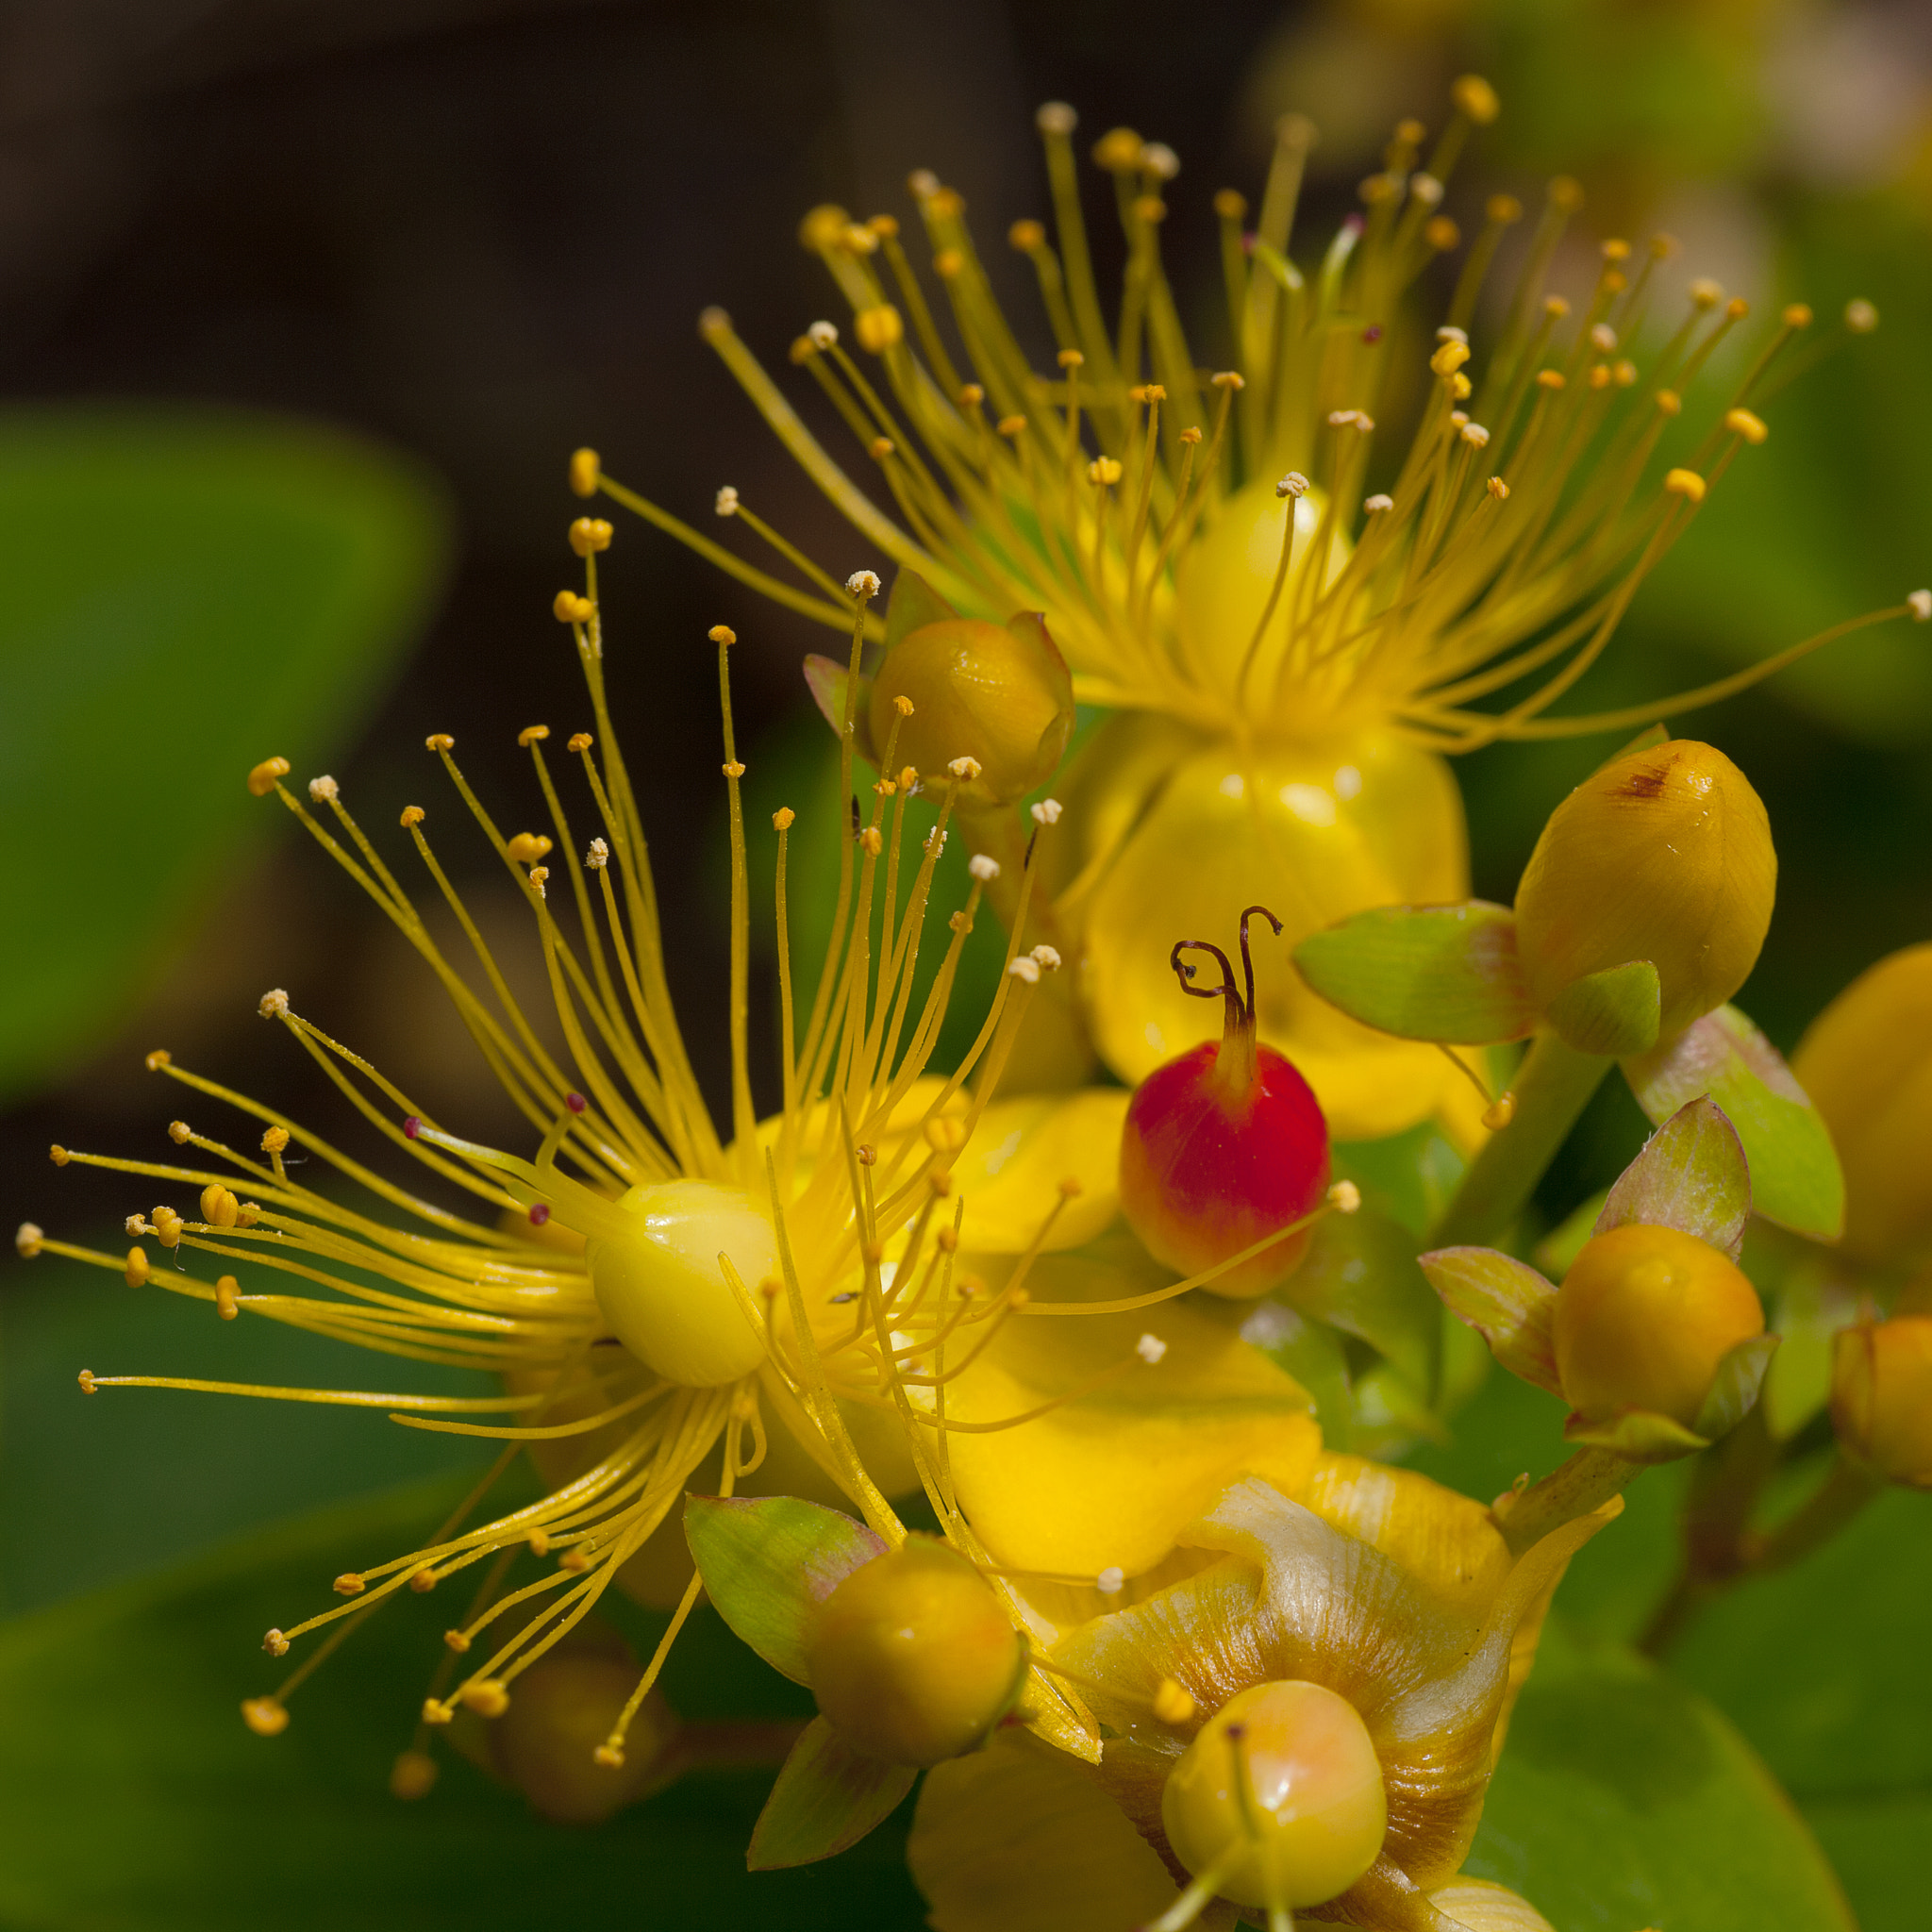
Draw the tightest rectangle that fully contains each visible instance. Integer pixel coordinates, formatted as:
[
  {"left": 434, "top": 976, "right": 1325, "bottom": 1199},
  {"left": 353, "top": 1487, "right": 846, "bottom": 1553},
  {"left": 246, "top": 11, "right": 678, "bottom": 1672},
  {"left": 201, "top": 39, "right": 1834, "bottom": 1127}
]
[
  {"left": 1160, "top": 1678, "right": 1388, "bottom": 1910},
  {"left": 807, "top": 1537, "right": 1024, "bottom": 1766},
  {"left": 1792, "top": 943, "right": 1932, "bottom": 1264},
  {"left": 1513, "top": 740, "right": 1775, "bottom": 1038},
  {"left": 868, "top": 611, "right": 1074, "bottom": 806},
  {"left": 1831, "top": 1317, "right": 1932, "bottom": 1486},
  {"left": 1555, "top": 1224, "right": 1763, "bottom": 1429}
]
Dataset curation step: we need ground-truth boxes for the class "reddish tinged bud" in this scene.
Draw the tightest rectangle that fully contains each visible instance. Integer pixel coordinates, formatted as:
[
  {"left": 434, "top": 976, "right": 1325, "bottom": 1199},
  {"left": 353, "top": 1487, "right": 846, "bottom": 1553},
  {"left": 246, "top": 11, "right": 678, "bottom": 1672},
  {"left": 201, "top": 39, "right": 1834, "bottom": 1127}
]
[{"left": 1119, "top": 908, "right": 1331, "bottom": 1299}]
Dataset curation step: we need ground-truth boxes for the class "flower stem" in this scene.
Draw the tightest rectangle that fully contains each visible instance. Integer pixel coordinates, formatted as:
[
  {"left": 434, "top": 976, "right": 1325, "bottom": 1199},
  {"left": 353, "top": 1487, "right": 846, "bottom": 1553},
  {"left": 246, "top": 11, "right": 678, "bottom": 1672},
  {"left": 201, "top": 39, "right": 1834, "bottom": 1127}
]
[
  {"left": 1746, "top": 1453, "right": 1883, "bottom": 1575},
  {"left": 1492, "top": 1445, "right": 1642, "bottom": 1557},
  {"left": 1429, "top": 1028, "right": 1610, "bottom": 1248}
]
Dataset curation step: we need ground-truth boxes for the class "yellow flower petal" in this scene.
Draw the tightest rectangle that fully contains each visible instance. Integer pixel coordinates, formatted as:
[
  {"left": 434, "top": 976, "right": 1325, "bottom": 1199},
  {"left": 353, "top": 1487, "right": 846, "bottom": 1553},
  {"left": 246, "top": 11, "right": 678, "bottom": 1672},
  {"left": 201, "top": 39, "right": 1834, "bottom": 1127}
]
[
  {"left": 1075, "top": 732, "right": 1470, "bottom": 1140},
  {"left": 952, "top": 1090, "right": 1130, "bottom": 1253},
  {"left": 938, "top": 1252, "right": 1320, "bottom": 1577},
  {"left": 1427, "top": 1877, "right": 1557, "bottom": 1932},
  {"left": 909, "top": 1726, "right": 1181, "bottom": 1932}
]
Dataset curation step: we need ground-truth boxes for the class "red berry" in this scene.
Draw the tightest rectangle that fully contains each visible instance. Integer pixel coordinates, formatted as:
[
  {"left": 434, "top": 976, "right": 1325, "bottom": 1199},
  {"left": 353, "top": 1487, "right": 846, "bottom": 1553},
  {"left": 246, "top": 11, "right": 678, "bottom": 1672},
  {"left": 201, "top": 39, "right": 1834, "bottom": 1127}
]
[{"left": 1118, "top": 908, "right": 1331, "bottom": 1299}]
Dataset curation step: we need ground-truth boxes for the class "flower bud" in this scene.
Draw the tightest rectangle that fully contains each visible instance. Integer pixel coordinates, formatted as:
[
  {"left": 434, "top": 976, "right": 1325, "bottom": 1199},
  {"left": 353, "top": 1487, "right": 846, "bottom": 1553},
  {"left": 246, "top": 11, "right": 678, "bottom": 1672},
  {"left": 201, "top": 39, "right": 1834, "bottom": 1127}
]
[
  {"left": 1831, "top": 1318, "right": 1932, "bottom": 1486},
  {"left": 1513, "top": 740, "right": 1774, "bottom": 1038},
  {"left": 1554, "top": 1224, "right": 1763, "bottom": 1429},
  {"left": 868, "top": 612, "right": 1074, "bottom": 806},
  {"left": 1791, "top": 943, "right": 1932, "bottom": 1264},
  {"left": 492, "top": 1651, "right": 678, "bottom": 1823},
  {"left": 1161, "top": 1679, "right": 1387, "bottom": 1910},
  {"left": 588, "top": 1179, "right": 774, "bottom": 1386},
  {"left": 806, "top": 1537, "right": 1024, "bottom": 1766}
]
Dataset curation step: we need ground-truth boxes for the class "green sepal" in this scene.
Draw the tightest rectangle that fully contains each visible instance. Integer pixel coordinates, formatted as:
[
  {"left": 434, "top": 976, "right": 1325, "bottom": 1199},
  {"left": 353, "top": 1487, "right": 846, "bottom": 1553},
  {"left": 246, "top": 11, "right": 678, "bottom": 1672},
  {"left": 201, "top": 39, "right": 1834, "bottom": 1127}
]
[
  {"left": 1597, "top": 1096, "right": 1751, "bottom": 1260},
  {"left": 1562, "top": 1406, "right": 1709, "bottom": 1461},
  {"left": 746, "top": 1714, "right": 916, "bottom": 1870},
  {"left": 1288, "top": 1205, "right": 1442, "bottom": 1404},
  {"left": 1292, "top": 900, "right": 1536, "bottom": 1044},
  {"left": 1546, "top": 958, "right": 1661, "bottom": 1058},
  {"left": 1416, "top": 1245, "right": 1562, "bottom": 1397},
  {"left": 1693, "top": 1333, "right": 1782, "bottom": 1441},
  {"left": 801, "top": 654, "right": 877, "bottom": 762},
  {"left": 1624, "top": 1004, "right": 1846, "bottom": 1241},
  {"left": 884, "top": 568, "right": 959, "bottom": 650},
  {"left": 683, "top": 1493, "right": 885, "bottom": 1686}
]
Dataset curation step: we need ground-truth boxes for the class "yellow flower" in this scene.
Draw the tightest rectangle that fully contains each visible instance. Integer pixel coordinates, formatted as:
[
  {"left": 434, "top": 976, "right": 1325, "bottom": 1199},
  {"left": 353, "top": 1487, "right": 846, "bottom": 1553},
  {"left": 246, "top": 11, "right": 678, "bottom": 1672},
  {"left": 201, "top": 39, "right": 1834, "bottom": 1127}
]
[
  {"left": 910, "top": 1460, "right": 1614, "bottom": 1932},
  {"left": 596, "top": 89, "right": 1897, "bottom": 1138},
  {"left": 25, "top": 551, "right": 1314, "bottom": 1772}
]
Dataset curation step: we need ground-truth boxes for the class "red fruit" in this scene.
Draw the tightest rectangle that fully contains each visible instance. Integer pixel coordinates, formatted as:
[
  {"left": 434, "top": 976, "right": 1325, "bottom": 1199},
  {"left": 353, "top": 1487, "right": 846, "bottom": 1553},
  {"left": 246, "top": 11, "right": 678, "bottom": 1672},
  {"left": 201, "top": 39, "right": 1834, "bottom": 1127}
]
[{"left": 1119, "top": 908, "right": 1331, "bottom": 1299}]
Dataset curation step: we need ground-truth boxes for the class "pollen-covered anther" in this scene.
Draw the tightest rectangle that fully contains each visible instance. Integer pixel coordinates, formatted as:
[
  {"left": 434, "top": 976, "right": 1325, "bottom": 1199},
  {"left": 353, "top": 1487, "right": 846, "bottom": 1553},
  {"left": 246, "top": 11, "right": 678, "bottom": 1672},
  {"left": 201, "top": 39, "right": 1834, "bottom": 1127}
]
[
  {"left": 995, "top": 413, "right": 1027, "bottom": 438},
  {"left": 1656, "top": 388, "right": 1682, "bottom": 416},
  {"left": 399, "top": 805, "right": 425, "bottom": 828},
  {"left": 1136, "top": 1332, "right": 1169, "bottom": 1364},
  {"left": 166, "top": 1119, "right": 192, "bottom": 1144},
  {"left": 1363, "top": 493, "right": 1394, "bottom": 515},
  {"left": 1095, "top": 1566, "right": 1124, "bottom": 1595},
  {"left": 708, "top": 625, "right": 738, "bottom": 649},
  {"left": 150, "top": 1207, "right": 184, "bottom": 1248},
  {"left": 553, "top": 591, "right": 594, "bottom": 624},
  {"left": 125, "top": 1248, "right": 150, "bottom": 1286},
  {"left": 1665, "top": 468, "right": 1707, "bottom": 504},
  {"left": 859, "top": 826, "right": 884, "bottom": 857},
  {"left": 723, "top": 761, "right": 746, "bottom": 780},
  {"left": 49, "top": 1143, "right": 71, "bottom": 1165},
  {"left": 246, "top": 756, "right": 291, "bottom": 797},
  {"left": 261, "top": 1125, "right": 290, "bottom": 1155},
  {"left": 425, "top": 733, "right": 455, "bottom": 752},
  {"left": 568, "top": 731, "right": 592, "bottom": 753},
  {"left": 263, "top": 1628, "right": 290, "bottom": 1657},
  {"left": 242, "top": 1698, "right": 290, "bottom": 1738},
  {"left": 16, "top": 1223, "right": 43, "bottom": 1257},
  {"left": 518, "top": 724, "right": 550, "bottom": 746},
  {"left": 948, "top": 756, "right": 982, "bottom": 780},
  {"left": 200, "top": 1184, "right": 240, "bottom": 1229},
  {"left": 1429, "top": 338, "right": 1471, "bottom": 377},
  {"left": 1846, "top": 298, "right": 1879, "bottom": 333},
  {"left": 334, "top": 1572, "right": 366, "bottom": 1597},
  {"left": 1459, "top": 422, "right": 1491, "bottom": 448},
  {"left": 870, "top": 437, "right": 896, "bottom": 461},
  {"left": 1487, "top": 476, "right": 1511, "bottom": 501},
  {"left": 569, "top": 446, "right": 599, "bottom": 497},
  {"left": 408, "top": 1567, "right": 438, "bottom": 1593},
  {"left": 1784, "top": 303, "right": 1814, "bottom": 329},
  {"left": 1088, "top": 457, "right": 1124, "bottom": 487},
  {"left": 808, "top": 320, "right": 840, "bottom": 351},
  {"left": 1153, "top": 1677, "right": 1195, "bottom": 1724},
  {"left": 1908, "top": 590, "right": 1932, "bottom": 622},
  {"left": 1008, "top": 957, "right": 1041, "bottom": 985},
  {"left": 1275, "top": 471, "right": 1309, "bottom": 499},
  {"left": 568, "top": 517, "right": 612, "bottom": 557},
  {"left": 125, "top": 1213, "right": 153, "bottom": 1237},
  {"left": 968, "top": 853, "right": 1001, "bottom": 881},
  {"left": 443, "top": 1629, "right": 472, "bottom": 1653},
  {"left": 1408, "top": 171, "right": 1443, "bottom": 206},
  {"left": 1590, "top": 323, "right": 1618, "bottom": 353},
  {"left": 771, "top": 808, "right": 795, "bottom": 833},
  {"left": 527, "top": 1527, "right": 552, "bottom": 1557},
  {"left": 1030, "top": 945, "right": 1062, "bottom": 972},
  {"left": 1328, "top": 1180, "right": 1361, "bottom": 1214},
  {"left": 506, "top": 833, "right": 553, "bottom": 865},
  {"left": 586, "top": 837, "right": 610, "bottom": 869},
  {"left": 1725, "top": 408, "right": 1769, "bottom": 444},
  {"left": 77, "top": 1369, "right": 98, "bottom": 1392},
  {"left": 1030, "top": 797, "right": 1062, "bottom": 825},
  {"left": 847, "top": 569, "right": 881, "bottom": 600},
  {"left": 216, "top": 1276, "right": 240, "bottom": 1320}
]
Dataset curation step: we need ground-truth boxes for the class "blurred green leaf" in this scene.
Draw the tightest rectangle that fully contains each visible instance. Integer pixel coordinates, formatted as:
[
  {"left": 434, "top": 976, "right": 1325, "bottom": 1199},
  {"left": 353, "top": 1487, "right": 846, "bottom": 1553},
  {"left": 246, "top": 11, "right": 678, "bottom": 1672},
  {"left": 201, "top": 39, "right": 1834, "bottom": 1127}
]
[
  {"left": 0, "top": 405, "right": 448, "bottom": 1102},
  {"left": 1465, "top": 1617, "right": 1855, "bottom": 1932},
  {"left": 1287, "top": 1205, "right": 1443, "bottom": 1403},
  {"left": 0, "top": 1480, "right": 922, "bottom": 1930},
  {"left": 749, "top": 1716, "right": 916, "bottom": 1871}
]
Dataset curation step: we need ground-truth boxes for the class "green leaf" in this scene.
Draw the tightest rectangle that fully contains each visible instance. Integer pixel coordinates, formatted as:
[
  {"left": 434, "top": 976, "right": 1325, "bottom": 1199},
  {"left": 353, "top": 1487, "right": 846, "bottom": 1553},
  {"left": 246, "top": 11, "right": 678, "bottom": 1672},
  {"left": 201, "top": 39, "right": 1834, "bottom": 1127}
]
[
  {"left": 684, "top": 1493, "right": 885, "bottom": 1685},
  {"left": 1545, "top": 958, "right": 1662, "bottom": 1057},
  {"left": 1237, "top": 1300, "right": 1355, "bottom": 1448},
  {"left": 1465, "top": 1618, "right": 1856, "bottom": 1932},
  {"left": 1693, "top": 1334, "right": 1780, "bottom": 1440},
  {"left": 748, "top": 1715, "right": 917, "bottom": 1869},
  {"left": 801, "top": 651, "right": 877, "bottom": 758},
  {"left": 1287, "top": 1205, "right": 1442, "bottom": 1403},
  {"left": 884, "top": 568, "right": 959, "bottom": 650},
  {"left": 1292, "top": 901, "right": 1536, "bottom": 1044},
  {"left": 0, "top": 1482, "right": 924, "bottom": 1930},
  {"left": 1597, "top": 1096, "right": 1751, "bottom": 1258},
  {"left": 1532, "top": 1186, "right": 1609, "bottom": 1278},
  {"left": 1417, "top": 1246, "right": 1561, "bottom": 1396},
  {"left": 1624, "top": 1004, "right": 1846, "bottom": 1240},
  {"left": 1333, "top": 1121, "right": 1469, "bottom": 1242},
  {"left": 0, "top": 405, "right": 447, "bottom": 1103}
]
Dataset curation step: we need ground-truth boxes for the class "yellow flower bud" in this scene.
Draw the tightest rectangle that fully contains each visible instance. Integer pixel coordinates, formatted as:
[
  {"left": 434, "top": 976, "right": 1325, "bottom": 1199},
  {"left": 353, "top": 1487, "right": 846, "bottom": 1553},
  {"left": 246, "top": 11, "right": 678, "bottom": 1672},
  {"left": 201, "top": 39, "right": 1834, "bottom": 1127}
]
[
  {"left": 1161, "top": 1679, "right": 1387, "bottom": 1910},
  {"left": 1791, "top": 943, "right": 1932, "bottom": 1264},
  {"left": 1555, "top": 1224, "right": 1763, "bottom": 1429},
  {"left": 806, "top": 1537, "right": 1024, "bottom": 1766},
  {"left": 492, "top": 1650, "right": 678, "bottom": 1823},
  {"left": 1513, "top": 740, "right": 1775, "bottom": 1037},
  {"left": 1831, "top": 1318, "right": 1932, "bottom": 1486},
  {"left": 587, "top": 1179, "right": 774, "bottom": 1386},
  {"left": 868, "top": 614, "right": 1074, "bottom": 807}
]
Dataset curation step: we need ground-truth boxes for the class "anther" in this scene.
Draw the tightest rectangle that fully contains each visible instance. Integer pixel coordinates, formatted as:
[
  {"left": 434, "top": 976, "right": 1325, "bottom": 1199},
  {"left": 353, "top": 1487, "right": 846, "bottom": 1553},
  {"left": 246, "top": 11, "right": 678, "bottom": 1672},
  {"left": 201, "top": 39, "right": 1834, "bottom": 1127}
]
[
  {"left": 1590, "top": 323, "right": 1617, "bottom": 352},
  {"left": 859, "top": 826, "right": 883, "bottom": 856},
  {"left": 586, "top": 837, "right": 609, "bottom": 869},
  {"left": 1210, "top": 371, "right": 1244, "bottom": 391},
  {"left": 163, "top": 1119, "right": 191, "bottom": 1144},
  {"left": 568, "top": 731, "right": 593, "bottom": 753},
  {"left": 528, "top": 1528, "right": 552, "bottom": 1557},
  {"left": 126, "top": 1213, "right": 153, "bottom": 1237},
  {"left": 1482, "top": 1091, "right": 1518, "bottom": 1131},
  {"left": 996, "top": 414, "right": 1027, "bottom": 438},
  {"left": 461, "top": 1680, "right": 510, "bottom": 1719},
  {"left": 933, "top": 248, "right": 964, "bottom": 279},
  {"left": 1058, "top": 348, "right": 1086, "bottom": 371},
  {"left": 1783, "top": 303, "right": 1813, "bottom": 329},
  {"left": 49, "top": 1144, "right": 71, "bottom": 1164},
  {"left": 242, "top": 1698, "right": 290, "bottom": 1738},
  {"left": 1452, "top": 73, "right": 1501, "bottom": 123},
  {"left": 1724, "top": 408, "right": 1769, "bottom": 445},
  {"left": 1487, "top": 476, "right": 1510, "bottom": 501},
  {"left": 518, "top": 724, "right": 550, "bottom": 746},
  {"left": 1212, "top": 188, "right": 1245, "bottom": 220},
  {"left": 559, "top": 1548, "right": 591, "bottom": 1573},
  {"left": 1088, "top": 457, "right": 1124, "bottom": 487},
  {"left": 334, "top": 1573, "right": 366, "bottom": 1596},
  {"left": 308, "top": 774, "right": 339, "bottom": 803},
  {"left": 1136, "top": 1333, "right": 1169, "bottom": 1364},
  {"left": 1536, "top": 370, "right": 1566, "bottom": 391},
  {"left": 1363, "top": 494, "right": 1394, "bottom": 514},
  {"left": 1008, "top": 957, "right": 1041, "bottom": 985},
  {"left": 936, "top": 1226, "right": 959, "bottom": 1252},
  {"left": 506, "top": 833, "right": 553, "bottom": 865},
  {"left": 568, "top": 518, "right": 612, "bottom": 557},
  {"left": 1656, "top": 389, "right": 1682, "bottom": 415},
  {"left": 400, "top": 805, "right": 425, "bottom": 827},
  {"left": 1030, "top": 798, "right": 1063, "bottom": 824},
  {"left": 1275, "top": 472, "right": 1309, "bottom": 499},
  {"left": 1459, "top": 423, "right": 1491, "bottom": 448},
  {"left": 444, "top": 1629, "right": 472, "bottom": 1652},
  {"left": 569, "top": 447, "right": 600, "bottom": 498},
  {"left": 554, "top": 591, "right": 594, "bottom": 624},
  {"left": 1154, "top": 1679, "right": 1196, "bottom": 1725},
  {"left": 1613, "top": 359, "right": 1637, "bottom": 386},
  {"left": 847, "top": 570, "right": 881, "bottom": 600},
  {"left": 772, "top": 808, "right": 795, "bottom": 832},
  {"left": 529, "top": 1203, "right": 551, "bottom": 1227},
  {"left": 125, "top": 1248, "right": 149, "bottom": 1286},
  {"left": 1328, "top": 1181, "right": 1362, "bottom": 1214},
  {"left": 422, "top": 1700, "right": 454, "bottom": 1725},
  {"left": 1031, "top": 944, "right": 1062, "bottom": 972},
  {"left": 15, "top": 1223, "right": 43, "bottom": 1258},
  {"left": 1727, "top": 297, "right": 1750, "bottom": 320},
  {"left": 1487, "top": 192, "right": 1524, "bottom": 223},
  {"left": 1664, "top": 469, "right": 1707, "bottom": 504},
  {"left": 949, "top": 756, "right": 983, "bottom": 780},
  {"left": 216, "top": 1276, "right": 240, "bottom": 1320},
  {"left": 263, "top": 1629, "right": 290, "bottom": 1657},
  {"left": 402, "top": 1116, "right": 421, "bottom": 1139},
  {"left": 1429, "top": 340, "right": 1471, "bottom": 376},
  {"left": 408, "top": 1567, "right": 438, "bottom": 1593},
  {"left": 565, "top": 1092, "right": 587, "bottom": 1114},
  {"left": 151, "top": 1207, "right": 183, "bottom": 1248},
  {"left": 425, "top": 733, "right": 455, "bottom": 752},
  {"left": 1036, "top": 101, "right": 1077, "bottom": 135},
  {"left": 78, "top": 1368, "right": 98, "bottom": 1392},
  {"left": 808, "top": 321, "right": 840, "bottom": 350},
  {"left": 958, "top": 383, "right": 985, "bottom": 408},
  {"left": 1846, "top": 298, "right": 1879, "bottom": 334},
  {"left": 1096, "top": 1566, "right": 1125, "bottom": 1595},
  {"left": 855, "top": 305, "right": 904, "bottom": 354},
  {"left": 870, "top": 437, "right": 895, "bottom": 461},
  {"left": 200, "top": 1184, "right": 239, "bottom": 1229},
  {"left": 1908, "top": 591, "right": 1932, "bottom": 623},
  {"left": 1543, "top": 295, "right": 1571, "bottom": 320},
  {"left": 246, "top": 756, "right": 291, "bottom": 797}
]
